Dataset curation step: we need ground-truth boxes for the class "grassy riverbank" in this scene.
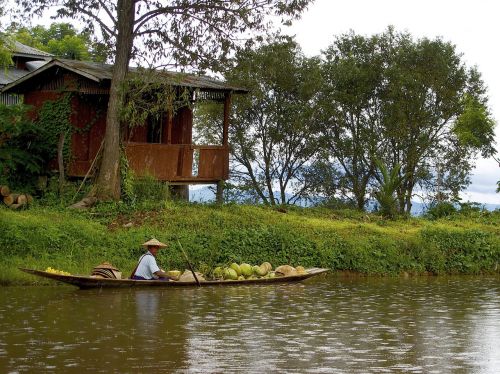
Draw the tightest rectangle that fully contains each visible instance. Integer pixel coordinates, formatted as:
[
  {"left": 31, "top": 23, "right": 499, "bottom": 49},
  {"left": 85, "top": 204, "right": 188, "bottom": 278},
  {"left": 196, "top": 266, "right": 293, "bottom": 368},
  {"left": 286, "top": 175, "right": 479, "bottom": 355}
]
[{"left": 1, "top": 202, "right": 499, "bottom": 285}]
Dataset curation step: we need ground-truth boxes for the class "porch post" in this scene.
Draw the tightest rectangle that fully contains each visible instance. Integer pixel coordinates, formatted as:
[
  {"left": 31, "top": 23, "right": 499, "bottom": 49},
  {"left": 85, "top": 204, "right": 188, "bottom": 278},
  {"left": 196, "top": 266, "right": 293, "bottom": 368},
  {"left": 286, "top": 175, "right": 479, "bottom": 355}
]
[
  {"left": 166, "top": 109, "right": 172, "bottom": 144},
  {"left": 218, "top": 91, "right": 232, "bottom": 205},
  {"left": 216, "top": 180, "right": 224, "bottom": 204},
  {"left": 222, "top": 91, "right": 232, "bottom": 180},
  {"left": 222, "top": 91, "right": 232, "bottom": 147}
]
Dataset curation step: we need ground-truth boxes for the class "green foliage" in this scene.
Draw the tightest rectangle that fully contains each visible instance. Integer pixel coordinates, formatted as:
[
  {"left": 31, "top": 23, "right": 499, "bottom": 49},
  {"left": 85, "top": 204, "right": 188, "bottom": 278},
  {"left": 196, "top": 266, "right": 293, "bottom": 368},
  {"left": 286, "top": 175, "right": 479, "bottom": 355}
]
[
  {"left": 122, "top": 171, "right": 170, "bottom": 205},
  {"left": 318, "top": 31, "right": 383, "bottom": 209},
  {"left": 425, "top": 201, "right": 495, "bottom": 221},
  {"left": 318, "top": 27, "right": 496, "bottom": 213},
  {"left": 35, "top": 93, "right": 73, "bottom": 161},
  {"left": 458, "top": 202, "right": 483, "bottom": 215},
  {"left": 418, "top": 227, "right": 499, "bottom": 274},
  {"left": 0, "top": 34, "right": 13, "bottom": 67},
  {"left": 426, "top": 202, "right": 457, "bottom": 219},
  {"left": 7, "top": 22, "right": 108, "bottom": 61},
  {"left": 454, "top": 94, "right": 496, "bottom": 157},
  {"left": 0, "top": 104, "right": 51, "bottom": 188},
  {"left": 120, "top": 70, "right": 192, "bottom": 128},
  {"left": 374, "top": 160, "right": 403, "bottom": 218},
  {"left": 10, "top": 0, "right": 313, "bottom": 70},
  {"left": 0, "top": 94, "right": 98, "bottom": 192},
  {"left": 36, "top": 177, "right": 92, "bottom": 207}
]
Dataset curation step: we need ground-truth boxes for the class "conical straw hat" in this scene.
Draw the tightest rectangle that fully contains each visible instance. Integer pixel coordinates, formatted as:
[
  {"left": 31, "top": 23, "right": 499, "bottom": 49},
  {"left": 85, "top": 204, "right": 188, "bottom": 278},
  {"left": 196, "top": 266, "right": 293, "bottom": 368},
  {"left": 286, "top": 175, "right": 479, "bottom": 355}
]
[{"left": 142, "top": 238, "right": 168, "bottom": 248}]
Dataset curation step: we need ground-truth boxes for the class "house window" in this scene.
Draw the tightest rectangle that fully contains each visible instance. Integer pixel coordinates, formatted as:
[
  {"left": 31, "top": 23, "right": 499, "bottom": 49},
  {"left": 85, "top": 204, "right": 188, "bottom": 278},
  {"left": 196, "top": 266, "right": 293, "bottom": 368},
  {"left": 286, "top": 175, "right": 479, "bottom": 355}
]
[{"left": 146, "top": 114, "right": 163, "bottom": 143}]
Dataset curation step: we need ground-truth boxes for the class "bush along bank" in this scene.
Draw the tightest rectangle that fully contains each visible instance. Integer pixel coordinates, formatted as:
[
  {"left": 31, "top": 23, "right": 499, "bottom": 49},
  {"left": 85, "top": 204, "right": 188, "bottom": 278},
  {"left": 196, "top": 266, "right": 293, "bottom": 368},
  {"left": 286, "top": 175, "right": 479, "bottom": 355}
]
[{"left": 0, "top": 203, "right": 499, "bottom": 285}]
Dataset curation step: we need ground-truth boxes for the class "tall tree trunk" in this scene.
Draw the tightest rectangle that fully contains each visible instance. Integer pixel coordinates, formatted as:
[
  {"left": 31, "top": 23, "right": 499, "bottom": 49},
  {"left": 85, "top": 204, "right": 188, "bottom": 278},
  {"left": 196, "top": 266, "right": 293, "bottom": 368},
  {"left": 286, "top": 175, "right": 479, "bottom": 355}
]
[
  {"left": 216, "top": 180, "right": 224, "bottom": 204},
  {"left": 93, "top": 0, "right": 135, "bottom": 200},
  {"left": 356, "top": 194, "right": 365, "bottom": 211},
  {"left": 353, "top": 181, "right": 366, "bottom": 211},
  {"left": 266, "top": 179, "right": 275, "bottom": 206}
]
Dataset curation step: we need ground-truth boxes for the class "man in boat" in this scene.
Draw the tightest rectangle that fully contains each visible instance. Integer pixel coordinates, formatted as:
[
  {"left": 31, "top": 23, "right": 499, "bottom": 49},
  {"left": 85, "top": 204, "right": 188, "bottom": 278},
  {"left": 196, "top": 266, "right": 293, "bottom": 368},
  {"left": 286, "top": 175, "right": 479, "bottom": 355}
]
[{"left": 131, "top": 238, "right": 177, "bottom": 280}]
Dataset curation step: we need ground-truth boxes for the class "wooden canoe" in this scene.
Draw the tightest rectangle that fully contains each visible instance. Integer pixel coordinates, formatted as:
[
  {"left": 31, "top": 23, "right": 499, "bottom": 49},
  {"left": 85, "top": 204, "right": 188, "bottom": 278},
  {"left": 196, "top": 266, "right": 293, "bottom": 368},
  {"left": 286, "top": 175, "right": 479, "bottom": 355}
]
[{"left": 19, "top": 267, "right": 329, "bottom": 289}]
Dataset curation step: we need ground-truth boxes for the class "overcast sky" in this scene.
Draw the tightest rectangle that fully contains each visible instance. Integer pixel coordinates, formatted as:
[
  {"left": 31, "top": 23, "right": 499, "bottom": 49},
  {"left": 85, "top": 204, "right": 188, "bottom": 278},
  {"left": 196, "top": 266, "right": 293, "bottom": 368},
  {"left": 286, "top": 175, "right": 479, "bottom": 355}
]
[{"left": 284, "top": 0, "right": 499, "bottom": 204}]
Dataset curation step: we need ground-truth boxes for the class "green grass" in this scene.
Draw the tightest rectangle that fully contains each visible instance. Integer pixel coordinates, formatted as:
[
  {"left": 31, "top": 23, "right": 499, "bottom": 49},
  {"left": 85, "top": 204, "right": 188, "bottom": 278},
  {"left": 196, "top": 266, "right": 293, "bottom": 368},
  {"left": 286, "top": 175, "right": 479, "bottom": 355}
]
[{"left": 1, "top": 203, "right": 499, "bottom": 285}]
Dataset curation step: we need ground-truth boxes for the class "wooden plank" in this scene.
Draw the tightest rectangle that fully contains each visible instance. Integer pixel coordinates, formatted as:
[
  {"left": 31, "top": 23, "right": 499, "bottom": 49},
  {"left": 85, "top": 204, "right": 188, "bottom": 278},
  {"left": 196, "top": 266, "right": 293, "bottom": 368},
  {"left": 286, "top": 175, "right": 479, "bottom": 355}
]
[
  {"left": 179, "top": 146, "right": 193, "bottom": 177},
  {"left": 222, "top": 92, "right": 232, "bottom": 146},
  {"left": 198, "top": 148, "right": 224, "bottom": 179}
]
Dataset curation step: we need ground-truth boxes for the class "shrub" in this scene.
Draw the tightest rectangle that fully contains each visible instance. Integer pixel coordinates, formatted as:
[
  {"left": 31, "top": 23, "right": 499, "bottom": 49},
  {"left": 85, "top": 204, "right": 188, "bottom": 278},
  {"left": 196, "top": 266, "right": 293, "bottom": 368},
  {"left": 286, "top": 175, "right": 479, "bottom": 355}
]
[
  {"left": 122, "top": 171, "right": 170, "bottom": 204},
  {"left": 418, "top": 227, "right": 499, "bottom": 274},
  {"left": 426, "top": 202, "right": 457, "bottom": 219},
  {"left": 0, "top": 104, "right": 52, "bottom": 190}
]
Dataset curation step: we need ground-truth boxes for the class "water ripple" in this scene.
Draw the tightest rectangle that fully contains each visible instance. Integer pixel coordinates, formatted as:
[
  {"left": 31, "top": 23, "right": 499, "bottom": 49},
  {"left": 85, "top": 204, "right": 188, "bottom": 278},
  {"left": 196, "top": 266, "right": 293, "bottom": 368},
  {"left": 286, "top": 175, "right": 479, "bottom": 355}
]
[{"left": 0, "top": 276, "right": 499, "bottom": 372}]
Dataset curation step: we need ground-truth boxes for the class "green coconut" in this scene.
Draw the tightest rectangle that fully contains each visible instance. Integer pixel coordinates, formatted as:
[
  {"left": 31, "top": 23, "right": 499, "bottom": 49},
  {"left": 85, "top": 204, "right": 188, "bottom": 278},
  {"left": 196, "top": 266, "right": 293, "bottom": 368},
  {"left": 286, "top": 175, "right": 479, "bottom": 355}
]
[
  {"left": 224, "top": 268, "right": 238, "bottom": 280},
  {"left": 238, "top": 275, "right": 245, "bottom": 280},
  {"left": 252, "top": 265, "right": 261, "bottom": 276},
  {"left": 240, "top": 263, "right": 253, "bottom": 277},
  {"left": 213, "top": 266, "right": 224, "bottom": 279},
  {"left": 230, "top": 263, "right": 241, "bottom": 276}
]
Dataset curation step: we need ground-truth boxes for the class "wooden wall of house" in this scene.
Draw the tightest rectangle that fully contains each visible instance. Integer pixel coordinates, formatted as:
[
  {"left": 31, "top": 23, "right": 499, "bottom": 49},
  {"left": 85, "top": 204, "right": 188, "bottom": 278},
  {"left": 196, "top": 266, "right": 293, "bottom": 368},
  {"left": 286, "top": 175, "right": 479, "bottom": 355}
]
[
  {"left": 69, "top": 94, "right": 108, "bottom": 175},
  {"left": 24, "top": 90, "right": 60, "bottom": 110},
  {"left": 171, "top": 106, "right": 193, "bottom": 144},
  {"left": 17, "top": 68, "right": 201, "bottom": 179},
  {"left": 24, "top": 91, "right": 108, "bottom": 176}
]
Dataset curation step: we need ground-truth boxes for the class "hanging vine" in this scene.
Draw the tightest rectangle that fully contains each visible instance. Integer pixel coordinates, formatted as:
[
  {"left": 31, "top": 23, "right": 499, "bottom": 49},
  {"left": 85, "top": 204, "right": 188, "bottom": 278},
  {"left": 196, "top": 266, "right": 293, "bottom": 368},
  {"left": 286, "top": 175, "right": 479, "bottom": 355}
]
[
  {"left": 120, "top": 68, "right": 193, "bottom": 129},
  {"left": 36, "top": 93, "right": 103, "bottom": 169},
  {"left": 36, "top": 93, "right": 73, "bottom": 163}
]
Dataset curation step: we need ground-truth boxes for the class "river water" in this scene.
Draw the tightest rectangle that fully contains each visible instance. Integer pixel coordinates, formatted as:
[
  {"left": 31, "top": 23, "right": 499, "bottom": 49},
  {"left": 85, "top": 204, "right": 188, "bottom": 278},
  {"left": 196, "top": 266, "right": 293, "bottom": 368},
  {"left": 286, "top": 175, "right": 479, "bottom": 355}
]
[{"left": 1, "top": 275, "right": 499, "bottom": 373}]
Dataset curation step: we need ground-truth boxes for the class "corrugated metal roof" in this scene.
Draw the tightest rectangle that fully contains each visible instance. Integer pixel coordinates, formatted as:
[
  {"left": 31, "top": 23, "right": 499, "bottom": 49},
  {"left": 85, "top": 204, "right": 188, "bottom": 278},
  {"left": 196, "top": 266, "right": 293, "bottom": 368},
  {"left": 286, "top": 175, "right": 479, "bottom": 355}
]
[
  {"left": 1, "top": 58, "right": 247, "bottom": 93},
  {"left": 59, "top": 59, "right": 248, "bottom": 92},
  {"left": 12, "top": 41, "right": 54, "bottom": 58},
  {"left": 0, "top": 68, "right": 29, "bottom": 86}
]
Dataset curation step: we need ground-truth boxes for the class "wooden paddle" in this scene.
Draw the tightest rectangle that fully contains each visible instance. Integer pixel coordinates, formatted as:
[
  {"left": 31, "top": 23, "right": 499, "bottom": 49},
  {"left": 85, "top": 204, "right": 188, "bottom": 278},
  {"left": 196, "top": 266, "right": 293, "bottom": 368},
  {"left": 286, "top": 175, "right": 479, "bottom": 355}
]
[{"left": 177, "top": 239, "right": 201, "bottom": 287}]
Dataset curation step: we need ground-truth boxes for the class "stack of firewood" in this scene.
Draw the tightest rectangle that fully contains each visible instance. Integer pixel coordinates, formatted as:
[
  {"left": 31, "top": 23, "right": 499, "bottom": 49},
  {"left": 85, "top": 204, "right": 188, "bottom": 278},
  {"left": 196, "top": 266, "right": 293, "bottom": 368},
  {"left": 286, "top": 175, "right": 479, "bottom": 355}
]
[{"left": 0, "top": 185, "right": 33, "bottom": 209}]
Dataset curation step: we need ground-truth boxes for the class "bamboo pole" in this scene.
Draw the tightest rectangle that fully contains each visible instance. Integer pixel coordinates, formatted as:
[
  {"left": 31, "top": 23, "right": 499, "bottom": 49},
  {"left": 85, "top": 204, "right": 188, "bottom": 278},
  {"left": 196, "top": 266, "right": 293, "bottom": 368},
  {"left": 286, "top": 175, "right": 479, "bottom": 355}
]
[
  {"left": 72, "top": 140, "right": 104, "bottom": 202},
  {"left": 177, "top": 240, "right": 201, "bottom": 287}
]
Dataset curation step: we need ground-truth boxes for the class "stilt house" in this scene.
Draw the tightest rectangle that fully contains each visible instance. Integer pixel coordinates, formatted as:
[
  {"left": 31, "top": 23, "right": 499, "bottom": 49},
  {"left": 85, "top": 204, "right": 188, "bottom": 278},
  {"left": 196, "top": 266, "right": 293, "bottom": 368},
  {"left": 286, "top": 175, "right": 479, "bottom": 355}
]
[{"left": 1, "top": 59, "right": 246, "bottom": 193}]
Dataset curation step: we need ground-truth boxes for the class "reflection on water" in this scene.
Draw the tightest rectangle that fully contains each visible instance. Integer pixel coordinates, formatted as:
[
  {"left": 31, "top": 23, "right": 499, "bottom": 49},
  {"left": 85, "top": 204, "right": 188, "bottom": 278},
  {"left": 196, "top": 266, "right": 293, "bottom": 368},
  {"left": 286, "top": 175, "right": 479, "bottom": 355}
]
[{"left": 0, "top": 275, "right": 499, "bottom": 373}]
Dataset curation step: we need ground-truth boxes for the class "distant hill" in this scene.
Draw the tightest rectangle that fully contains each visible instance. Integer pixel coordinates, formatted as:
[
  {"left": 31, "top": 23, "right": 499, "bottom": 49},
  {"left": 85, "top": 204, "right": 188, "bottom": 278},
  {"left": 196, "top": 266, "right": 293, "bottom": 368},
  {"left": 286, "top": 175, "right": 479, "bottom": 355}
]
[{"left": 190, "top": 186, "right": 500, "bottom": 215}]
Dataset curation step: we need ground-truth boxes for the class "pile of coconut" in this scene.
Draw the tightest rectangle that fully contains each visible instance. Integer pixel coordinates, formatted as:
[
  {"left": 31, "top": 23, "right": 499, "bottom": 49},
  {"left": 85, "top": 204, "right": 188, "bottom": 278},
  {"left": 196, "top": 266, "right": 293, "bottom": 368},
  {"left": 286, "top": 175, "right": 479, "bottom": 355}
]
[{"left": 211, "top": 262, "right": 307, "bottom": 280}]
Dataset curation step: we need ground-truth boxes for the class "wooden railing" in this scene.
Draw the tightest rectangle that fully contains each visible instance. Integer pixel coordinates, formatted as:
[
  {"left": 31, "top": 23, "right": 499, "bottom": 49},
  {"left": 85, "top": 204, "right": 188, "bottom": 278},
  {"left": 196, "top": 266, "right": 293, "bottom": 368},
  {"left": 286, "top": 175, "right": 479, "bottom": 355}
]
[{"left": 124, "top": 142, "right": 228, "bottom": 183}]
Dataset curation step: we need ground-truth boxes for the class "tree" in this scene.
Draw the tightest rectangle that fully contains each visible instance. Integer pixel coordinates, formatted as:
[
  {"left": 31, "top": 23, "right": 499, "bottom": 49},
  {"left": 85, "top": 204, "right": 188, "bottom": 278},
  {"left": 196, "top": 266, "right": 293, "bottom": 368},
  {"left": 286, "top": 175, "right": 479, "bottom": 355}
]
[
  {"left": 0, "top": 37, "right": 13, "bottom": 68},
  {"left": 0, "top": 3, "right": 13, "bottom": 68},
  {"left": 317, "top": 28, "right": 496, "bottom": 213},
  {"left": 379, "top": 29, "right": 496, "bottom": 212},
  {"left": 7, "top": 22, "right": 108, "bottom": 61},
  {"left": 13, "top": 0, "right": 312, "bottom": 201},
  {"left": 317, "top": 32, "right": 384, "bottom": 209},
  {"left": 197, "top": 38, "right": 322, "bottom": 205}
]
